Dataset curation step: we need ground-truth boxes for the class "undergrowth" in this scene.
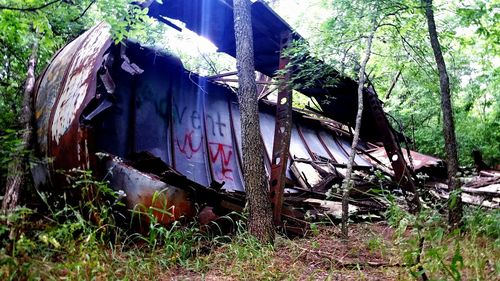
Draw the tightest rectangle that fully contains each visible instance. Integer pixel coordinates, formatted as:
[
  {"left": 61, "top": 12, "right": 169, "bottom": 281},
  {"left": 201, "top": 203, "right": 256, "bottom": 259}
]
[
  {"left": 385, "top": 197, "right": 500, "bottom": 280},
  {"left": 1, "top": 169, "right": 499, "bottom": 280},
  {"left": 0, "top": 170, "right": 210, "bottom": 280}
]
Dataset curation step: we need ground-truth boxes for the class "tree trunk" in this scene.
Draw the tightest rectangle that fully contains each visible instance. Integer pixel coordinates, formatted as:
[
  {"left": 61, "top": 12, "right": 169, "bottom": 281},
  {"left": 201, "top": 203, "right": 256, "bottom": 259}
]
[
  {"left": 423, "top": 0, "right": 462, "bottom": 230},
  {"left": 233, "top": 0, "right": 275, "bottom": 243},
  {"left": 2, "top": 40, "right": 38, "bottom": 211},
  {"left": 341, "top": 20, "right": 377, "bottom": 239}
]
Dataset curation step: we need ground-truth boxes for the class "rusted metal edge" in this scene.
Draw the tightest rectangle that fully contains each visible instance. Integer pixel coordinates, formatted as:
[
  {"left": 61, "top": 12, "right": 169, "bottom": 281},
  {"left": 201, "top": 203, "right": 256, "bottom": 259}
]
[
  {"left": 47, "top": 23, "right": 113, "bottom": 172},
  {"left": 296, "top": 124, "right": 317, "bottom": 161},
  {"left": 316, "top": 131, "right": 339, "bottom": 164},
  {"left": 366, "top": 88, "right": 421, "bottom": 212},
  {"left": 269, "top": 31, "right": 293, "bottom": 226}
]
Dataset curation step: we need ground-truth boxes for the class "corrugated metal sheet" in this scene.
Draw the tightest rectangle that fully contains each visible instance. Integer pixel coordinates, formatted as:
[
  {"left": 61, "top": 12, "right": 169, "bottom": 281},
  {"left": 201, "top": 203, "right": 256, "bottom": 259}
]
[{"left": 367, "top": 147, "right": 444, "bottom": 173}]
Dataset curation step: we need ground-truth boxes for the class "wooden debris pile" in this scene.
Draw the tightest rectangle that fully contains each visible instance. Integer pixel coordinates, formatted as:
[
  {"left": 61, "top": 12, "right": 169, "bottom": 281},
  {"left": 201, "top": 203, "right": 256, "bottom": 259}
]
[{"left": 430, "top": 170, "right": 500, "bottom": 209}]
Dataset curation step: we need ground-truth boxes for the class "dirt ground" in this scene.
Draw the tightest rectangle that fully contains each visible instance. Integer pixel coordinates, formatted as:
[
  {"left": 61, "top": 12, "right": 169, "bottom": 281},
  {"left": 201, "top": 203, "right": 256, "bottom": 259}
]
[{"left": 162, "top": 223, "right": 410, "bottom": 280}]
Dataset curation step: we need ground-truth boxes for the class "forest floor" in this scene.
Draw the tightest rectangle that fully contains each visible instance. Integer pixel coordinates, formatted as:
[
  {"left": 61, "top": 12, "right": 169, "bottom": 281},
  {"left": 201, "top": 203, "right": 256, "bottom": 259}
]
[
  {"left": 160, "top": 222, "right": 498, "bottom": 281},
  {"left": 1, "top": 208, "right": 499, "bottom": 280},
  {"left": 163, "top": 223, "right": 406, "bottom": 280}
]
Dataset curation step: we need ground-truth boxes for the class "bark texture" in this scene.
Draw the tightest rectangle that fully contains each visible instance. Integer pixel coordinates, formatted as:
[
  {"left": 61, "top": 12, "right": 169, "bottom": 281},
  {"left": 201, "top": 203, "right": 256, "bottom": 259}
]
[
  {"left": 423, "top": 0, "right": 462, "bottom": 229},
  {"left": 341, "top": 20, "right": 377, "bottom": 239},
  {"left": 2, "top": 40, "right": 38, "bottom": 211},
  {"left": 233, "top": 0, "right": 275, "bottom": 243}
]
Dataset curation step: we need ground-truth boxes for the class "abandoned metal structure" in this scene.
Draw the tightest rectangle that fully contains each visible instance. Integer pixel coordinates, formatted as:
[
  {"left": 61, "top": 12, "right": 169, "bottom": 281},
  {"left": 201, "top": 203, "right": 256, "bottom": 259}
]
[{"left": 33, "top": 0, "right": 496, "bottom": 232}]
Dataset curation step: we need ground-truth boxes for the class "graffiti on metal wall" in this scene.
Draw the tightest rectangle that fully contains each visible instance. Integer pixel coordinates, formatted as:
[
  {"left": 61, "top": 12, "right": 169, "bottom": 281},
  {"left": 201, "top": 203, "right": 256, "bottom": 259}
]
[
  {"left": 171, "top": 88, "right": 242, "bottom": 190},
  {"left": 208, "top": 142, "right": 234, "bottom": 181}
]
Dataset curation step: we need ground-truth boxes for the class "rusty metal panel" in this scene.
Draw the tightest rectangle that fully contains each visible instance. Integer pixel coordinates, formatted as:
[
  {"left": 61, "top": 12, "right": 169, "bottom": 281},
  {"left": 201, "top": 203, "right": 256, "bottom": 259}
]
[
  {"left": 367, "top": 147, "right": 442, "bottom": 172},
  {"left": 269, "top": 31, "right": 293, "bottom": 225},
  {"left": 50, "top": 24, "right": 111, "bottom": 147},
  {"left": 47, "top": 23, "right": 112, "bottom": 172},
  {"left": 409, "top": 151, "right": 443, "bottom": 170},
  {"left": 106, "top": 159, "right": 195, "bottom": 224},
  {"left": 35, "top": 35, "right": 85, "bottom": 157}
]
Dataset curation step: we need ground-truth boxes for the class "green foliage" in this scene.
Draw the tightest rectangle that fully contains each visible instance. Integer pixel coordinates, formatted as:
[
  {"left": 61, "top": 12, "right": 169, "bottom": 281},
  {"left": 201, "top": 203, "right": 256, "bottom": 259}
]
[
  {"left": 0, "top": 1, "right": 499, "bottom": 278},
  {"left": 0, "top": 169, "right": 212, "bottom": 280},
  {"left": 0, "top": 130, "right": 23, "bottom": 187},
  {"left": 457, "top": 0, "right": 500, "bottom": 55},
  {"left": 0, "top": 1, "right": 84, "bottom": 130},
  {"left": 463, "top": 206, "right": 500, "bottom": 240},
  {"left": 0, "top": 169, "right": 121, "bottom": 279},
  {"left": 188, "top": 218, "right": 280, "bottom": 279},
  {"left": 128, "top": 189, "right": 206, "bottom": 263},
  {"left": 281, "top": 0, "right": 499, "bottom": 166},
  {"left": 385, "top": 200, "right": 500, "bottom": 280},
  {"left": 373, "top": 0, "right": 500, "bottom": 165},
  {"left": 0, "top": 128, "right": 36, "bottom": 200},
  {"left": 0, "top": 167, "right": 284, "bottom": 280},
  {"left": 95, "top": 0, "right": 158, "bottom": 44}
]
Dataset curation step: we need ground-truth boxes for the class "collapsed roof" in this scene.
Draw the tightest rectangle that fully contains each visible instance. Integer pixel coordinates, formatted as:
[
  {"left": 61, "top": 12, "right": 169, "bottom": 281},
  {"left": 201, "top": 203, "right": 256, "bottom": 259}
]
[{"left": 146, "top": 0, "right": 389, "bottom": 142}]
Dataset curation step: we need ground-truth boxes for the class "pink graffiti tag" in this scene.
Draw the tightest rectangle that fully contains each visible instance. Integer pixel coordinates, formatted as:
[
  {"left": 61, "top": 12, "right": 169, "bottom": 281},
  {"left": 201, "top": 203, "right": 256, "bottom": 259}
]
[
  {"left": 208, "top": 142, "right": 233, "bottom": 181},
  {"left": 176, "top": 130, "right": 202, "bottom": 159}
]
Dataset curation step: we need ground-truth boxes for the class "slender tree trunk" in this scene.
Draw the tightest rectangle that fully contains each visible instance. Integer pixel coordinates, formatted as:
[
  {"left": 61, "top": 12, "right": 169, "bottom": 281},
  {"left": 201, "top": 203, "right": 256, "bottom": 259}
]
[
  {"left": 233, "top": 0, "right": 275, "bottom": 243},
  {"left": 2, "top": 40, "right": 38, "bottom": 211},
  {"left": 341, "top": 20, "right": 377, "bottom": 239},
  {"left": 423, "top": 0, "right": 462, "bottom": 230},
  {"left": 385, "top": 69, "right": 401, "bottom": 100}
]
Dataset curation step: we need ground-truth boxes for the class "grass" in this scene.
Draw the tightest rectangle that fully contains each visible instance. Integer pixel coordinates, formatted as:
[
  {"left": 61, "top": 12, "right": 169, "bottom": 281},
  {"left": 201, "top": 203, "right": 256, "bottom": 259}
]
[
  {"left": 0, "top": 171, "right": 499, "bottom": 280},
  {"left": 1, "top": 208, "right": 499, "bottom": 280}
]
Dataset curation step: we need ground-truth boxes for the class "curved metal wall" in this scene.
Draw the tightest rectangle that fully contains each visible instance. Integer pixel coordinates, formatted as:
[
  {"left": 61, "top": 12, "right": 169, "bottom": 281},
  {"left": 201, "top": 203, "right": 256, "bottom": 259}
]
[{"left": 34, "top": 23, "right": 112, "bottom": 175}]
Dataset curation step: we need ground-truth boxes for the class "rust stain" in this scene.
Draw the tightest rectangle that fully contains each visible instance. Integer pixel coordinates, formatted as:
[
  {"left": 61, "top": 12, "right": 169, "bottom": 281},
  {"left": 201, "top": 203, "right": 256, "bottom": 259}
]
[
  {"left": 50, "top": 24, "right": 111, "bottom": 145},
  {"left": 368, "top": 147, "right": 443, "bottom": 172},
  {"left": 135, "top": 189, "right": 196, "bottom": 225}
]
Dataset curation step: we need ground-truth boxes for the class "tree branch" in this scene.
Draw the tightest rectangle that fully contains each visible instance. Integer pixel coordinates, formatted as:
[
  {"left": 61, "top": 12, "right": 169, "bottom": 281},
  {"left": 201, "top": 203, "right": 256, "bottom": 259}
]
[
  {"left": 0, "top": 0, "right": 62, "bottom": 12},
  {"left": 385, "top": 69, "right": 402, "bottom": 100},
  {"left": 72, "top": 0, "right": 96, "bottom": 22}
]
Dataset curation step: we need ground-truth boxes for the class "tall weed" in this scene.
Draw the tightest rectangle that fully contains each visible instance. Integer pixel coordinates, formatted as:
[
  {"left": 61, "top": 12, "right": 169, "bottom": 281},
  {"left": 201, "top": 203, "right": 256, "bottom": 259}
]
[{"left": 385, "top": 199, "right": 499, "bottom": 280}]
